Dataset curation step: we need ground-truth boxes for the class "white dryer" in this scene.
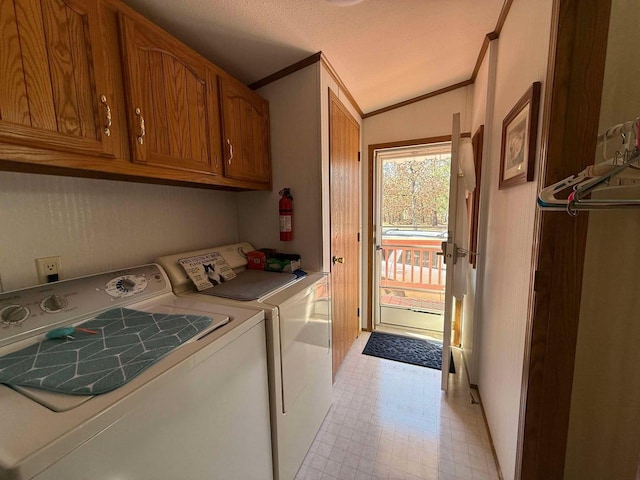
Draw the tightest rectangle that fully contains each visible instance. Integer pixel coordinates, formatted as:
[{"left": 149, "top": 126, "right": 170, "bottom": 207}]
[
  {"left": 157, "top": 243, "right": 333, "bottom": 480},
  {"left": 0, "top": 264, "right": 273, "bottom": 480}
]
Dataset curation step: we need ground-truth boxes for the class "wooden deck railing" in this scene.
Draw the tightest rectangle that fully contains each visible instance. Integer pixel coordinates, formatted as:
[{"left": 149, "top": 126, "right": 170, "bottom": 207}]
[{"left": 380, "top": 239, "right": 445, "bottom": 292}]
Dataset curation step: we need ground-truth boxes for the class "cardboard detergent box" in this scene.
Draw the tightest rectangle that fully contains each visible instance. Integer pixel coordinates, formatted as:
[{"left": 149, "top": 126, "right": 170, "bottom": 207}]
[{"left": 264, "top": 253, "right": 301, "bottom": 273}]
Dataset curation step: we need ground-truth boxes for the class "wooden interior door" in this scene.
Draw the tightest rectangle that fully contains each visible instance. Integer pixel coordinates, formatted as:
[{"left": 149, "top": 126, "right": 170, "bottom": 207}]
[
  {"left": 329, "top": 90, "right": 360, "bottom": 379},
  {"left": 0, "top": 0, "right": 113, "bottom": 156},
  {"left": 119, "top": 14, "right": 221, "bottom": 175}
]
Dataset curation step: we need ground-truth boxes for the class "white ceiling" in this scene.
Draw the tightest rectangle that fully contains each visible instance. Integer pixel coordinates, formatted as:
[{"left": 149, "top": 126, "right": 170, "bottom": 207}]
[{"left": 122, "top": 0, "right": 505, "bottom": 114}]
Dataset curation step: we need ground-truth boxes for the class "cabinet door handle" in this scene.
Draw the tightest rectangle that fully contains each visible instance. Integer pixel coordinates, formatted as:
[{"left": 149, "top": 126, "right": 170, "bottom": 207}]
[
  {"left": 215, "top": 154, "right": 219, "bottom": 170},
  {"left": 227, "top": 139, "right": 234, "bottom": 164},
  {"left": 135, "top": 108, "right": 145, "bottom": 145},
  {"left": 100, "top": 95, "right": 111, "bottom": 137}
]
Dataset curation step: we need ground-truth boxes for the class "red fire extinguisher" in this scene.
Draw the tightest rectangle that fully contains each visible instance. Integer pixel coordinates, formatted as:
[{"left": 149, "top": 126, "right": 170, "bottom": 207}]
[{"left": 279, "top": 188, "right": 293, "bottom": 241}]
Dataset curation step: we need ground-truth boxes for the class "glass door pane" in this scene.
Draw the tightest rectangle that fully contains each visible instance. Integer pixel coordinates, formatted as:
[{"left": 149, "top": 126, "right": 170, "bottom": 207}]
[{"left": 374, "top": 142, "right": 452, "bottom": 334}]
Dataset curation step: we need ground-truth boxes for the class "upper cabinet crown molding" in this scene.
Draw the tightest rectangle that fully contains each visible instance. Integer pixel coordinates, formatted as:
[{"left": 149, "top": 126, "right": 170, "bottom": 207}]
[{"left": 0, "top": 0, "right": 272, "bottom": 191}]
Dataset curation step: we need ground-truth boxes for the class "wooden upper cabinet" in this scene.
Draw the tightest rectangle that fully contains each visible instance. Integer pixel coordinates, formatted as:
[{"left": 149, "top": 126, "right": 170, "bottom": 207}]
[
  {"left": 118, "top": 14, "right": 222, "bottom": 175},
  {"left": 0, "top": 0, "right": 271, "bottom": 189},
  {"left": 0, "top": 0, "right": 114, "bottom": 156},
  {"left": 219, "top": 77, "right": 271, "bottom": 184}
]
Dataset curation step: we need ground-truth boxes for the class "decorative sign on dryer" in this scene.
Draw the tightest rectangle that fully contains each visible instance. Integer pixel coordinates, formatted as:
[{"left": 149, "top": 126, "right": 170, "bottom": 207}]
[{"left": 179, "top": 253, "right": 237, "bottom": 290}]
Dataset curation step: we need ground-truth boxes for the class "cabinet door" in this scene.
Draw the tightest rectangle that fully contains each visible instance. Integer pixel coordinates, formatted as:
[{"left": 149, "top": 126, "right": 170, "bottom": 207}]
[
  {"left": 0, "top": 0, "right": 113, "bottom": 156},
  {"left": 220, "top": 77, "right": 271, "bottom": 183},
  {"left": 119, "top": 15, "right": 222, "bottom": 175}
]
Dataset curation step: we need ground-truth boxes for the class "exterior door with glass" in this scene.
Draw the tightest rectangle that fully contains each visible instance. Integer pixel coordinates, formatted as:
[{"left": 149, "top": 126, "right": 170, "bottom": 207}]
[
  {"left": 373, "top": 144, "right": 452, "bottom": 333},
  {"left": 371, "top": 114, "right": 461, "bottom": 392}
]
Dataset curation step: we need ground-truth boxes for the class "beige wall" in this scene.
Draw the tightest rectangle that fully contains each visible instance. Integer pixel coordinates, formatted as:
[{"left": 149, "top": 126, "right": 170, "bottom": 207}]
[
  {"left": 0, "top": 172, "right": 239, "bottom": 292},
  {"left": 363, "top": 87, "right": 471, "bottom": 146},
  {"left": 463, "top": 41, "right": 493, "bottom": 386},
  {"left": 238, "top": 63, "right": 324, "bottom": 271},
  {"left": 471, "top": 57, "right": 489, "bottom": 135},
  {"left": 564, "top": 0, "right": 640, "bottom": 477},
  {"left": 474, "top": 0, "right": 552, "bottom": 478}
]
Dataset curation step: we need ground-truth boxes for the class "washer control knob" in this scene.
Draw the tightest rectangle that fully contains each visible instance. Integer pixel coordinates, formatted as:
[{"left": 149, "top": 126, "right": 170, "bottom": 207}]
[
  {"left": 1, "top": 305, "right": 30, "bottom": 325},
  {"left": 120, "top": 277, "right": 137, "bottom": 291},
  {"left": 40, "top": 295, "right": 68, "bottom": 313},
  {"left": 105, "top": 275, "right": 148, "bottom": 298}
]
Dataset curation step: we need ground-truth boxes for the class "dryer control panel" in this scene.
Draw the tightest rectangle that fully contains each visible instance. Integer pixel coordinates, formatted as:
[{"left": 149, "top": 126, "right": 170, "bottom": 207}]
[
  {"left": 156, "top": 242, "right": 254, "bottom": 293},
  {"left": 0, "top": 264, "right": 170, "bottom": 348}
]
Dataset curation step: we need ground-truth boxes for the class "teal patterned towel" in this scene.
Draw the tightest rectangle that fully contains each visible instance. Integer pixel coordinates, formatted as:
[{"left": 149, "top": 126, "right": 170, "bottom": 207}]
[{"left": 0, "top": 308, "right": 212, "bottom": 395}]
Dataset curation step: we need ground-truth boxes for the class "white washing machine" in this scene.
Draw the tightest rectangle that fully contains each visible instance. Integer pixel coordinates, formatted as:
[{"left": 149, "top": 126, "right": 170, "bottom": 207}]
[
  {"left": 156, "top": 243, "right": 333, "bottom": 480},
  {"left": 0, "top": 264, "right": 273, "bottom": 480}
]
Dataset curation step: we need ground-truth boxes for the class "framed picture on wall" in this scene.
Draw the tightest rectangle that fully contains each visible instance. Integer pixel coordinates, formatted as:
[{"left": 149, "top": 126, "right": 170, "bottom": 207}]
[
  {"left": 498, "top": 81, "right": 541, "bottom": 189},
  {"left": 467, "top": 125, "right": 484, "bottom": 268}
]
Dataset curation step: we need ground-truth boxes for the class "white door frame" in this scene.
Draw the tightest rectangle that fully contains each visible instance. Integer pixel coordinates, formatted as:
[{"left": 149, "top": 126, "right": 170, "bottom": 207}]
[{"left": 441, "top": 113, "right": 461, "bottom": 392}]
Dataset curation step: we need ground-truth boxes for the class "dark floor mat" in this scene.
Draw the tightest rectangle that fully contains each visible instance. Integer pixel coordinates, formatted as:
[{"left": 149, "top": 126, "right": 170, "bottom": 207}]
[{"left": 362, "top": 332, "right": 455, "bottom": 372}]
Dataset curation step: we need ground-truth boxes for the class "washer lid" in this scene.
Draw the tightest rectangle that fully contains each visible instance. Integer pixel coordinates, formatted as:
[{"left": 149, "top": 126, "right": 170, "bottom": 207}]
[{"left": 3, "top": 308, "right": 229, "bottom": 412}]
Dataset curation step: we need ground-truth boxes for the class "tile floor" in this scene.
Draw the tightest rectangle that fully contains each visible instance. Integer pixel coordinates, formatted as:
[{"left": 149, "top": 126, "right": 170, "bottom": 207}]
[{"left": 296, "top": 332, "right": 500, "bottom": 480}]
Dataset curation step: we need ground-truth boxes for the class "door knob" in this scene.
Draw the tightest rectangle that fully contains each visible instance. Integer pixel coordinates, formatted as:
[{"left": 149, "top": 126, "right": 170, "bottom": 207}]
[{"left": 332, "top": 256, "right": 344, "bottom": 265}]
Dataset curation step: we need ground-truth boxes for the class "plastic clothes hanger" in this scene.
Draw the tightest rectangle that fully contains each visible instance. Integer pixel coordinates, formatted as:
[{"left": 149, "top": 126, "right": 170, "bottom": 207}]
[
  {"left": 537, "top": 148, "right": 640, "bottom": 213},
  {"left": 565, "top": 148, "right": 640, "bottom": 215},
  {"left": 538, "top": 116, "right": 640, "bottom": 214}
]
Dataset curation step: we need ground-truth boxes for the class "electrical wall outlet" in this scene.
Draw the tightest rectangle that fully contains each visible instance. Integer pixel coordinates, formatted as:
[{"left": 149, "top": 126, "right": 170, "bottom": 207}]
[{"left": 36, "top": 256, "right": 63, "bottom": 283}]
